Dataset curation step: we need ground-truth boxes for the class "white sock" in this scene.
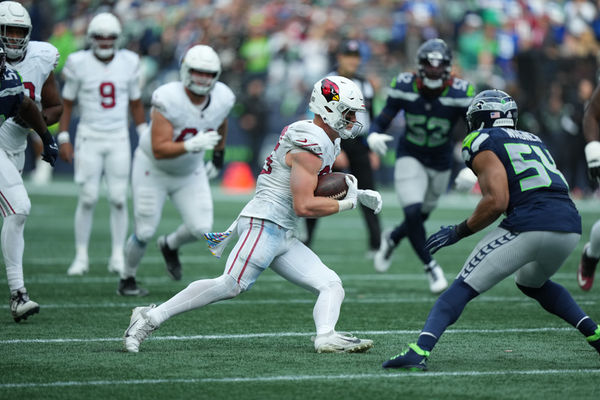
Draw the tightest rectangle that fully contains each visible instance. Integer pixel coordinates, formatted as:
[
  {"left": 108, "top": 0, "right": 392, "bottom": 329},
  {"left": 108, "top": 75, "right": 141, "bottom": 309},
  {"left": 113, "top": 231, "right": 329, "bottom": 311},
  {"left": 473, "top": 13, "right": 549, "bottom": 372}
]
[
  {"left": 109, "top": 202, "right": 127, "bottom": 258},
  {"left": 166, "top": 224, "right": 198, "bottom": 250},
  {"left": 588, "top": 220, "right": 600, "bottom": 258},
  {"left": 74, "top": 200, "right": 94, "bottom": 257},
  {"left": 147, "top": 274, "right": 239, "bottom": 326},
  {"left": 1, "top": 214, "right": 26, "bottom": 292},
  {"left": 122, "top": 234, "right": 146, "bottom": 279},
  {"left": 313, "top": 281, "right": 345, "bottom": 335}
]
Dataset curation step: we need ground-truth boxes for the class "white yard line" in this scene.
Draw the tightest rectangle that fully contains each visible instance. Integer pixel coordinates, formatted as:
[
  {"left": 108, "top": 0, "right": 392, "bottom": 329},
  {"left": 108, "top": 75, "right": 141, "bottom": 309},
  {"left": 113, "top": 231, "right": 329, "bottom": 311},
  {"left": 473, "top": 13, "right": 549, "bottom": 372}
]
[
  {"left": 0, "top": 294, "right": 595, "bottom": 310},
  {"left": 0, "top": 272, "right": 581, "bottom": 284},
  {"left": 1, "top": 368, "right": 599, "bottom": 388},
  {"left": 0, "top": 326, "right": 574, "bottom": 345}
]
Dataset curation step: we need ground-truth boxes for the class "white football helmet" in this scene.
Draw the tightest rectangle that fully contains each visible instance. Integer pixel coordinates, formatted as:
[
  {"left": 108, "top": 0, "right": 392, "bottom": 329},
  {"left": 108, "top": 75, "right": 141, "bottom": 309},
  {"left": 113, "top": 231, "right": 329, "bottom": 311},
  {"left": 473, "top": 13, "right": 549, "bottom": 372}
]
[
  {"left": 87, "top": 12, "right": 121, "bottom": 60},
  {"left": 309, "top": 76, "right": 365, "bottom": 139},
  {"left": 0, "top": 1, "right": 31, "bottom": 61},
  {"left": 180, "top": 45, "right": 221, "bottom": 95}
]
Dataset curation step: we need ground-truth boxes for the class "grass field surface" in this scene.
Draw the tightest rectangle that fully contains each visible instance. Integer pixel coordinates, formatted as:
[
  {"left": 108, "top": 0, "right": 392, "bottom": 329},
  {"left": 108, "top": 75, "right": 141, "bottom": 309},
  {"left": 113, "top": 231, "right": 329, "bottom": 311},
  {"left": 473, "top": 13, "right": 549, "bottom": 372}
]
[{"left": 1, "top": 180, "right": 599, "bottom": 399}]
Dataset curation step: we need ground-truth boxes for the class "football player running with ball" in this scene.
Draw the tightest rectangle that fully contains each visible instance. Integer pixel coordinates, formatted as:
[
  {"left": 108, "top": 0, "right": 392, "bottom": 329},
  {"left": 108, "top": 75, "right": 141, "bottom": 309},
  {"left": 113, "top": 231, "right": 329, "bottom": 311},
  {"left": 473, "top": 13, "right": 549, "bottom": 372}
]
[
  {"left": 123, "top": 76, "right": 382, "bottom": 353},
  {"left": 578, "top": 79, "right": 600, "bottom": 291},
  {"left": 369, "top": 38, "right": 474, "bottom": 294},
  {"left": 0, "top": 1, "right": 61, "bottom": 322},
  {"left": 59, "top": 12, "right": 146, "bottom": 277},
  {"left": 117, "top": 44, "right": 233, "bottom": 295},
  {"left": 383, "top": 89, "right": 600, "bottom": 371}
]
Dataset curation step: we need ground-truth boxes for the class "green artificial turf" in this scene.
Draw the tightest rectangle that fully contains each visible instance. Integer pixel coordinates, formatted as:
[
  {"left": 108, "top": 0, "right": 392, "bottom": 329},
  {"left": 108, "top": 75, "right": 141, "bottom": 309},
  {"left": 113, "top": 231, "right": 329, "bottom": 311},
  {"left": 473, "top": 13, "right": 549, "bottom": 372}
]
[{"left": 0, "top": 181, "right": 599, "bottom": 399}]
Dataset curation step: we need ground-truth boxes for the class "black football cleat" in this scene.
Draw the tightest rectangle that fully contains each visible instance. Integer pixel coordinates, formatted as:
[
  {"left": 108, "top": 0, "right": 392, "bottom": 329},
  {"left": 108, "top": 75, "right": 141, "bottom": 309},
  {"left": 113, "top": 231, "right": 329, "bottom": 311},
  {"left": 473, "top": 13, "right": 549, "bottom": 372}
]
[{"left": 157, "top": 235, "right": 182, "bottom": 281}]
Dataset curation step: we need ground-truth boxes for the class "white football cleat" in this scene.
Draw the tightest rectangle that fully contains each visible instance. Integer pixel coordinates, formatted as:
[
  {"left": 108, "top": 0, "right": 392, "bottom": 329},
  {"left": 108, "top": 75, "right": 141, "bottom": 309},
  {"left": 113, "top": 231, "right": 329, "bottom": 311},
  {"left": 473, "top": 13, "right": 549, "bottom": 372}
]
[
  {"left": 10, "top": 288, "right": 40, "bottom": 323},
  {"left": 425, "top": 260, "right": 448, "bottom": 294},
  {"left": 108, "top": 254, "right": 125, "bottom": 274},
  {"left": 124, "top": 304, "right": 157, "bottom": 352},
  {"left": 374, "top": 229, "right": 396, "bottom": 273},
  {"left": 313, "top": 331, "right": 373, "bottom": 353},
  {"left": 67, "top": 255, "right": 89, "bottom": 276}
]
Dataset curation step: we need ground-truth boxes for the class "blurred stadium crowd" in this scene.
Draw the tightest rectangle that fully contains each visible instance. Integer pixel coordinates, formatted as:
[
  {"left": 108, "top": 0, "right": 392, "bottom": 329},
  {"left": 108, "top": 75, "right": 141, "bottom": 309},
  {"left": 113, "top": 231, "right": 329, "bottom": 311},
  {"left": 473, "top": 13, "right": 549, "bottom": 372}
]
[{"left": 24, "top": 0, "right": 600, "bottom": 195}]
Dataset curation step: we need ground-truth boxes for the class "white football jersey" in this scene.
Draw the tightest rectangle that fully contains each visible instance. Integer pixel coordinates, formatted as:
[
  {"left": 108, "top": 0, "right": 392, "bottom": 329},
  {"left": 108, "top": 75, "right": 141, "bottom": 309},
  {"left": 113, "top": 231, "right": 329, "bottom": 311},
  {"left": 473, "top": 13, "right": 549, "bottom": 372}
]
[
  {"left": 240, "top": 120, "right": 340, "bottom": 229},
  {"left": 61, "top": 49, "right": 141, "bottom": 135},
  {"left": 0, "top": 41, "right": 59, "bottom": 153},
  {"left": 138, "top": 81, "right": 235, "bottom": 176}
]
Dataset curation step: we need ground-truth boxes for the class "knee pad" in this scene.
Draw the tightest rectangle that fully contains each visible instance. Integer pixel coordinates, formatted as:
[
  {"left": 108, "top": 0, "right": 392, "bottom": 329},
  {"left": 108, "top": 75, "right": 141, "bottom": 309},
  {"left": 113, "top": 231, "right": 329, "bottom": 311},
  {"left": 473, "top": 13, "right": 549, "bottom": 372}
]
[
  {"left": 79, "top": 183, "right": 99, "bottom": 209},
  {"left": 316, "top": 275, "right": 344, "bottom": 299},
  {"left": 214, "top": 274, "right": 242, "bottom": 298},
  {"left": 186, "top": 222, "right": 211, "bottom": 240},
  {"left": 108, "top": 181, "right": 128, "bottom": 209},
  {"left": 403, "top": 203, "right": 423, "bottom": 227},
  {"left": 10, "top": 198, "right": 31, "bottom": 216},
  {"left": 134, "top": 225, "right": 154, "bottom": 244}
]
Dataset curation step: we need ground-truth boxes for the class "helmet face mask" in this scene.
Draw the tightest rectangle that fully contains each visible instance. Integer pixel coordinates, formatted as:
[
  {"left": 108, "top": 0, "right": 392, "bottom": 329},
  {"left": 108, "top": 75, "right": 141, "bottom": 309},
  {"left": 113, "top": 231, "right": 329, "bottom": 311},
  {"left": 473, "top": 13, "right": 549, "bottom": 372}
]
[
  {"left": 466, "top": 89, "right": 518, "bottom": 132},
  {"left": 87, "top": 13, "right": 121, "bottom": 60},
  {"left": 0, "top": 1, "right": 31, "bottom": 61},
  {"left": 417, "top": 39, "right": 452, "bottom": 90},
  {"left": 180, "top": 45, "right": 221, "bottom": 96},
  {"left": 309, "top": 76, "right": 365, "bottom": 139}
]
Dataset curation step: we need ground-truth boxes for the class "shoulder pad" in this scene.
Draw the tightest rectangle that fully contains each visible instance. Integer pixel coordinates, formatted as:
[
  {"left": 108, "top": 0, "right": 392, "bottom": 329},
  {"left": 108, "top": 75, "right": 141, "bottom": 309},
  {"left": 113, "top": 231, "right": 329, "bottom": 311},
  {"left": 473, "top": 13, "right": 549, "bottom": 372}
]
[
  {"left": 287, "top": 121, "right": 328, "bottom": 156},
  {"left": 28, "top": 41, "right": 60, "bottom": 69},
  {"left": 212, "top": 82, "right": 236, "bottom": 110},
  {"left": 447, "top": 77, "right": 475, "bottom": 97},
  {"left": 62, "top": 50, "right": 87, "bottom": 81},
  {"left": 461, "top": 129, "right": 491, "bottom": 163},
  {"left": 117, "top": 49, "right": 140, "bottom": 64},
  {"left": 387, "top": 72, "right": 418, "bottom": 101},
  {"left": 151, "top": 82, "right": 181, "bottom": 116}
]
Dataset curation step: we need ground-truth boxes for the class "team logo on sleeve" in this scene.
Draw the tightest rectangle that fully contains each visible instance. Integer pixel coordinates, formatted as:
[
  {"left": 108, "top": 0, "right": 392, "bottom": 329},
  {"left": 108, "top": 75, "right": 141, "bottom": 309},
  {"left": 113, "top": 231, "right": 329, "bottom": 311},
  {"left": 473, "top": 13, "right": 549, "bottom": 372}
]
[{"left": 321, "top": 79, "right": 340, "bottom": 102}]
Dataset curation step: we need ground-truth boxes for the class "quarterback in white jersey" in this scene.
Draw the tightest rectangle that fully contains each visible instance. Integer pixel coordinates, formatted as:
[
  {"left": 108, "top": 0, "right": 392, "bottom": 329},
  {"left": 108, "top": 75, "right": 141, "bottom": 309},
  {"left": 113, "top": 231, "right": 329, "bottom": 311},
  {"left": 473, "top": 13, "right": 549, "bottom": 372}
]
[
  {"left": 122, "top": 76, "right": 382, "bottom": 355},
  {"left": 0, "top": 1, "right": 61, "bottom": 322},
  {"left": 58, "top": 13, "right": 146, "bottom": 278},
  {"left": 118, "top": 44, "right": 234, "bottom": 295}
]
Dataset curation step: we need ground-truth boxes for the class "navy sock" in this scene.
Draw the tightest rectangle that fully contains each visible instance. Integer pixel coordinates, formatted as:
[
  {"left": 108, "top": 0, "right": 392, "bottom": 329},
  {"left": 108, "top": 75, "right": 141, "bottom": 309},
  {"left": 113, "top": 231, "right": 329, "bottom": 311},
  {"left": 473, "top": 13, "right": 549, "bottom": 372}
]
[
  {"left": 517, "top": 281, "right": 598, "bottom": 337},
  {"left": 402, "top": 204, "right": 431, "bottom": 264},
  {"left": 417, "top": 280, "right": 479, "bottom": 351},
  {"left": 390, "top": 222, "right": 407, "bottom": 244}
]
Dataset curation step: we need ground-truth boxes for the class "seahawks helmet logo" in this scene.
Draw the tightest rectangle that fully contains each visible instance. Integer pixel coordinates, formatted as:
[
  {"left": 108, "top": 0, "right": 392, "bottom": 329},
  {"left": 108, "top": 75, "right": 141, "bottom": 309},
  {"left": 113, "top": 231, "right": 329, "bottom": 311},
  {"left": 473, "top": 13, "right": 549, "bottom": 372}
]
[{"left": 321, "top": 78, "right": 340, "bottom": 102}]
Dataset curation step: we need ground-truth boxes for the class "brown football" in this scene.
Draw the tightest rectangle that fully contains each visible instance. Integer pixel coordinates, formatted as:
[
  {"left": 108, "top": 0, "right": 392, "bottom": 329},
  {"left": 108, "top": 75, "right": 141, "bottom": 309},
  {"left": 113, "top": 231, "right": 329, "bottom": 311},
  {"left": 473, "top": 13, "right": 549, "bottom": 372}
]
[{"left": 314, "top": 172, "right": 348, "bottom": 200}]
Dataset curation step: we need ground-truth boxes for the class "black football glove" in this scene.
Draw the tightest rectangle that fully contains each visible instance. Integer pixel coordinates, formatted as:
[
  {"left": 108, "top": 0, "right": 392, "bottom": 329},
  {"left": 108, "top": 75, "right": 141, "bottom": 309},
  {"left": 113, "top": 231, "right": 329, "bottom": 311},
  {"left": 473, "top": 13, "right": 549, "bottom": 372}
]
[{"left": 40, "top": 130, "right": 58, "bottom": 166}]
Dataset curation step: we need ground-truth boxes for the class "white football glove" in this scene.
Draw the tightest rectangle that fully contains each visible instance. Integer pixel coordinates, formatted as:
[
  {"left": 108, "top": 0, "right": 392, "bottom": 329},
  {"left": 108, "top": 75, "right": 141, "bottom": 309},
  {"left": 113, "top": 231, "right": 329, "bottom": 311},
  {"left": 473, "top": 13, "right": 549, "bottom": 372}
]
[
  {"left": 454, "top": 167, "right": 478, "bottom": 192},
  {"left": 205, "top": 161, "right": 220, "bottom": 179},
  {"left": 367, "top": 132, "right": 394, "bottom": 156},
  {"left": 183, "top": 130, "right": 221, "bottom": 153},
  {"left": 585, "top": 141, "right": 600, "bottom": 183},
  {"left": 357, "top": 189, "right": 383, "bottom": 214},
  {"left": 338, "top": 174, "right": 358, "bottom": 212}
]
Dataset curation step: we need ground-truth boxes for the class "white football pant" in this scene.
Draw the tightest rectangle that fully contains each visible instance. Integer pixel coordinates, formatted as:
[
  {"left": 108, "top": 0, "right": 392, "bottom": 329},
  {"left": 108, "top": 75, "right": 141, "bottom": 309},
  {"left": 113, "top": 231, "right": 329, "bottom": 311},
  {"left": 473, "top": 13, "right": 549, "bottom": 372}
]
[{"left": 394, "top": 156, "right": 451, "bottom": 212}]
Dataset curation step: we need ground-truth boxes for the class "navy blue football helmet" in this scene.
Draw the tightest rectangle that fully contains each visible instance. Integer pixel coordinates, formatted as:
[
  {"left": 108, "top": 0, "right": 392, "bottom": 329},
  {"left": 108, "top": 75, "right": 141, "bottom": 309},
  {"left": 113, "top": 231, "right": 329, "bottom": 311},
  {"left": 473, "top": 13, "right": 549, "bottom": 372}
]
[
  {"left": 466, "top": 89, "right": 518, "bottom": 131},
  {"left": 417, "top": 38, "right": 452, "bottom": 90}
]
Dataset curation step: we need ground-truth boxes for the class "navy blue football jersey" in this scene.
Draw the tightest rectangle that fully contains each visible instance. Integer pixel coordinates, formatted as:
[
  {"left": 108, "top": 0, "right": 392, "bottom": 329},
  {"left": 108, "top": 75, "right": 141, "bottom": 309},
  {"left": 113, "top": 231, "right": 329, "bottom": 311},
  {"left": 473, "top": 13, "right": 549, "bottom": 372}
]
[
  {"left": 461, "top": 127, "right": 581, "bottom": 234},
  {"left": 0, "top": 65, "right": 24, "bottom": 124},
  {"left": 371, "top": 72, "right": 474, "bottom": 170}
]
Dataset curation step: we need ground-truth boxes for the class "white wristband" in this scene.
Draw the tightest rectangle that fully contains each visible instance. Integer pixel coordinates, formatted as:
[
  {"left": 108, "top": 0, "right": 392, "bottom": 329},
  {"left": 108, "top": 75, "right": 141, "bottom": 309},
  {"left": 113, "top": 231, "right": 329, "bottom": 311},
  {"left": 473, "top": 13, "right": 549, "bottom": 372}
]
[
  {"left": 337, "top": 199, "right": 354, "bottom": 213},
  {"left": 57, "top": 131, "right": 70, "bottom": 145},
  {"left": 136, "top": 122, "right": 148, "bottom": 137}
]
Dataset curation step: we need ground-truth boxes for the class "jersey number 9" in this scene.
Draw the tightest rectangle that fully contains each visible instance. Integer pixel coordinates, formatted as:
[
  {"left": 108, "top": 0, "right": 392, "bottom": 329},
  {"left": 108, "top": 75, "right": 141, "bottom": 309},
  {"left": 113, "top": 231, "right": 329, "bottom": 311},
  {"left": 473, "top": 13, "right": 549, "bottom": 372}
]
[{"left": 99, "top": 82, "right": 116, "bottom": 109}]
